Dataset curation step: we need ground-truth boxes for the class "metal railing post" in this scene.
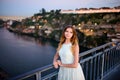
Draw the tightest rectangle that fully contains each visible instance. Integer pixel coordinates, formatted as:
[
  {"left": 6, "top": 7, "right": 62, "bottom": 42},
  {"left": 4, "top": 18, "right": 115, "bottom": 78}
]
[
  {"left": 36, "top": 72, "right": 41, "bottom": 80},
  {"left": 90, "top": 59, "right": 93, "bottom": 80},
  {"left": 101, "top": 53, "right": 105, "bottom": 80}
]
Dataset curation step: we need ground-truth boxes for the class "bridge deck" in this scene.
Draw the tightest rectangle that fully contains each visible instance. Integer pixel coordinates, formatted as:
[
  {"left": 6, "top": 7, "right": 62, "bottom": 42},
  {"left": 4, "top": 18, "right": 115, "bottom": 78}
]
[{"left": 104, "top": 65, "right": 120, "bottom": 80}]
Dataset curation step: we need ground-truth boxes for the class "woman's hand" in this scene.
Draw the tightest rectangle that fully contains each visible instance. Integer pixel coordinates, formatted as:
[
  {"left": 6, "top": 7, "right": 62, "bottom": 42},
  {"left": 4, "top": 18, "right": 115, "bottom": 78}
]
[
  {"left": 53, "top": 61, "right": 58, "bottom": 69},
  {"left": 57, "top": 60, "right": 62, "bottom": 66}
]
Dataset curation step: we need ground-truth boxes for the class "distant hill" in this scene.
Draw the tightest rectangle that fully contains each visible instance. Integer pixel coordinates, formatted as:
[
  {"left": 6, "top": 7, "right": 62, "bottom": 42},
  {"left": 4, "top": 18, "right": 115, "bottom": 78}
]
[{"left": 0, "top": 16, "right": 28, "bottom": 21}]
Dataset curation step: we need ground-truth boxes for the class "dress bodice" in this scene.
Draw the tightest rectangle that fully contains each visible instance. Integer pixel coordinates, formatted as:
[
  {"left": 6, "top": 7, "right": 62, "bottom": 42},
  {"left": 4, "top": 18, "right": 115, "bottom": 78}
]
[{"left": 59, "top": 43, "right": 74, "bottom": 64}]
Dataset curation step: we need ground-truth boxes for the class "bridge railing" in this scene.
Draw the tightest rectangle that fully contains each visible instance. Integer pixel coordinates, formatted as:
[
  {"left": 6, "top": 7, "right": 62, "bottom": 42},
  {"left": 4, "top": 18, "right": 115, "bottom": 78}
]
[
  {"left": 80, "top": 42, "right": 120, "bottom": 80},
  {"left": 10, "top": 42, "right": 120, "bottom": 80}
]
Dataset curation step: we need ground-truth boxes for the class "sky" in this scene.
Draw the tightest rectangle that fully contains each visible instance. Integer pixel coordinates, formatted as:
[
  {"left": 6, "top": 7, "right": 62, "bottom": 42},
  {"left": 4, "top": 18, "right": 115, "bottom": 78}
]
[{"left": 0, "top": 0, "right": 120, "bottom": 16}]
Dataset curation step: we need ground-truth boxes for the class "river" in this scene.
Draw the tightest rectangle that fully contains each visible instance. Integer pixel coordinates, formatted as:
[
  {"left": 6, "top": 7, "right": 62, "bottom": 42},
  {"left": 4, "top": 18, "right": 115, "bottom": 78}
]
[{"left": 0, "top": 28, "right": 57, "bottom": 77}]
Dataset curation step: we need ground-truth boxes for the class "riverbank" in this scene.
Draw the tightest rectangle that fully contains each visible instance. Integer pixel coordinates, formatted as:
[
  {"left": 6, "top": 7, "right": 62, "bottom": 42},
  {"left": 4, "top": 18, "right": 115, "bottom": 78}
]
[
  {"left": 6, "top": 27, "right": 90, "bottom": 52},
  {"left": 2, "top": 27, "right": 90, "bottom": 52}
]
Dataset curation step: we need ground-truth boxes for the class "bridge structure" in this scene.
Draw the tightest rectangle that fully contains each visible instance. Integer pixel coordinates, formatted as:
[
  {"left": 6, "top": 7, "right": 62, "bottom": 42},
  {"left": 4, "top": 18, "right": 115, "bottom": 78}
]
[
  {"left": 10, "top": 41, "right": 120, "bottom": 80},
  {"left": 60, "top": 9, "right": 120, "bottom": 14}
]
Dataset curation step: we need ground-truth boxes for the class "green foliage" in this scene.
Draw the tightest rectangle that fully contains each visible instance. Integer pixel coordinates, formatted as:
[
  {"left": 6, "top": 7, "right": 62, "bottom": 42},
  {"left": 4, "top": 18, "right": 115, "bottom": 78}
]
[
  {"left": 11, "top": 21, "right": 21, "bottom": 28},
  {"left": 76, "top": 29, "right": 85, "bottom": 44},
  {"left": 108, "top": 18, "right": 120, "bottom": 24},
  {"left": 49, "top": 30, "right": 62, "bottom": 40},
  {"left": 83, "top": 33, "right": 108, "bottom": 48},
  {"left": 85, "top": 36, "right": 97, "bottom": 47},
  {"left": 0, "top": 19, "right": 4, "bottom": 25},
  {"left": 95, "top": 33, "right": 107, "bottom": 46},
  {"left": 23, "top": 18, "right": 34, "bottom": 26},
  {"left": 33, "top": 33, "right": 39, "bottom": 38}
]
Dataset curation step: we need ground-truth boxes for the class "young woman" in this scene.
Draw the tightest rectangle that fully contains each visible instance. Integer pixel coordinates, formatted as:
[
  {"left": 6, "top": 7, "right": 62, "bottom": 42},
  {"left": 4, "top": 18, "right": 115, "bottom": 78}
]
[{"left": 53, "top": 25, "right": 85, "bottom": 80}]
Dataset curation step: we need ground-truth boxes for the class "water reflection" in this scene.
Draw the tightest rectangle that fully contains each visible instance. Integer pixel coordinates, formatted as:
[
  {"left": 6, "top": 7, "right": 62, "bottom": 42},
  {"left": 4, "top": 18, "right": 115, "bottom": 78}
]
[
  {"left": 0, "top": 28, "right": 57, "bottom": 77},
  {"left": 13, "top": 33, "right": 58, "bottom": 47}
]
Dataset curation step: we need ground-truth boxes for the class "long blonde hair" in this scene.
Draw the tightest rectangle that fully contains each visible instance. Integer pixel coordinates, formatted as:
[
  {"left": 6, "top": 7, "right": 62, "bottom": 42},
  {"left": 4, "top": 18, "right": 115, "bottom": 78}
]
[{"left": 57, "top": 25, "right": 79, "bottom": 54}]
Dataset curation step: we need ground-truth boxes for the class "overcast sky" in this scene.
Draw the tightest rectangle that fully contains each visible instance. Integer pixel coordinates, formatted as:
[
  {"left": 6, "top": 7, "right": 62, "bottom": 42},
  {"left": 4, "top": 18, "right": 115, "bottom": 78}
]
[{"left": 0, "top": 0, "right": 120, "bottom": 16}]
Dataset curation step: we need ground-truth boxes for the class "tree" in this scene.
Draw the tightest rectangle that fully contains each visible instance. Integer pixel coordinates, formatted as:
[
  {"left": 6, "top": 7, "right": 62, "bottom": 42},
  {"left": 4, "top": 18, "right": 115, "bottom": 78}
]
[
  {"left": 41, "top": 8, "right": 46, "bottom": 16},
  {"left": 76, "top": 29, "right": 85, "bottom": 44},
  {"left": 0, "top": 19, "right": 4, "bottom": 25},
  {"left": 11, "top": 21, "right": 21, "bottom": 28}
]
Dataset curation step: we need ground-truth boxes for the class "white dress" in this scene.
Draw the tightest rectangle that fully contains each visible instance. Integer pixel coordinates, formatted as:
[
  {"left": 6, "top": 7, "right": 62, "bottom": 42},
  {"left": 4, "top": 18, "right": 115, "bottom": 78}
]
[{"left": 58, "top": 43, "right": 85, "bottom": 80}]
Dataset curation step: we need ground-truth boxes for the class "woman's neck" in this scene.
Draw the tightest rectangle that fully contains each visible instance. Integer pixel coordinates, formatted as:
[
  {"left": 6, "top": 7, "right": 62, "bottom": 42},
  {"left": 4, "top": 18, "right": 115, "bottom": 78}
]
[{"left": 65, "top": 39, "right": 71, "bottom": 44}]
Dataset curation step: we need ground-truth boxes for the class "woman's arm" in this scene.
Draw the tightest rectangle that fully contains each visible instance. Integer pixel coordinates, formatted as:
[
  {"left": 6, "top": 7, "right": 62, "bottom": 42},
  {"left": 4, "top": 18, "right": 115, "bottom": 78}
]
[
  {"left": 58, "top": 44, "right": 79, "bottom": 68},
  {"left": 53, "top": 52, "right": 59, "bottom": 68}
]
